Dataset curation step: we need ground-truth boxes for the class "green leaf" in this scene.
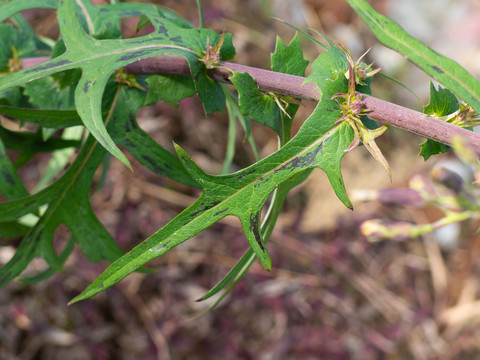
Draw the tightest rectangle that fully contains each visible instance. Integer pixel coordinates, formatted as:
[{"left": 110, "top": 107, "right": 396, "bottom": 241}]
[
  {"left": 271, "top": 33, "right": 309, "bottom": 77},
  {"left": 231, "top": 71, "right": 283, "bottom": 134},
  {"left": 0, "top": 0, "right": 57, "bottom": 23},
  {"left": 0, "top": 126, "right": 80, "bottom": 153},
  {"left": 0, "top": 221, "right": 30, "bottom": 239},
  {"left": 0, "top": 0, "right": 235, "bottom": 167},
  {"left": 20, "top": 236, "right": 75, "bottom": 285},
  {"left": 0, "top": 127, "right": 124, "bottom": 287},
  {"left": 271, "top": 33, "right": 309, "bottom": 141},
  {"left": 197, "top": 169, "right": 313, "bottom": 309},
  {"left": 145, "top": 75, "right": 196, "bottom": 107},
  {"left": 110, "top": 88, "right": 199, "bottom": 188},
  {"left": 188, "top": 57, "right": 229, "bottom": 114},
  {"left": 23, "top": 76, "right": 75, "bottom": 110},
  {"left": 424, "top": 81, "right": 459, "bottom": 117},
  {"left": 0, "top": 83, "right": 200, "bottom": 288},
  {"left": 419, "top": 140, "right": 450, "bottom": 161},
  {"left": 304, "top": 35, "right": 348, "bottom": 96},
  {"left": 420, "top": 82, "right": 458, "bottom": 160},
  {"left": 0, "top": 136, "right": 29, "bottom": 200},
  {"left": 0, "top": 87, "right": 23, "bottom": 107},
  {"left": 0, "top": 106, "right": 82, "bottom": 128},
  {"left": 231, "top": 34, "right": 309, "bottom": 138},
  {"left": 0, "top": 88, "right": 131, "bottom": 288},
  {"left": 70, "top": 63, "right": 353, "bottom": 302},
  {"left": 347, "top": 0, "right": 480, "bottom": 115}
]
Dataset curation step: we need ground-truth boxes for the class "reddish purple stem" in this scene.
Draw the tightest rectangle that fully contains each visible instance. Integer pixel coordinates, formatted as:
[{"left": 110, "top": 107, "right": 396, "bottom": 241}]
[{"left": 22, "top": 55, "right": 480, "bottom": 154}]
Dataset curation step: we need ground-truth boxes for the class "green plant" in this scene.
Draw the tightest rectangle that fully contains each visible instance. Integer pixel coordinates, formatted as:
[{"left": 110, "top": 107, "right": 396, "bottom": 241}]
[{"left": 0, "top": 0, "right": 479, "bottom": 307}]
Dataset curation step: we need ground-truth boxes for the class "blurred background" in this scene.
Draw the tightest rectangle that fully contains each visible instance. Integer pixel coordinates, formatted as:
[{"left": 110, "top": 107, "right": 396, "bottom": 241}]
[{"left": 2, "top": 0, "right": 480, "bottom": 359}]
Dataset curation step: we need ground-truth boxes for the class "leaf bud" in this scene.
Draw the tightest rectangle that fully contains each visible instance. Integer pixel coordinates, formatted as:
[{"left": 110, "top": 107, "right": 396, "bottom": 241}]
[
  {"left": 353, "top": 188, "right": 428, "bottom": 208},
  {"left": 361, "top": 219, "right": 417, "bottom": 242},
  {"left": 431, "top": 166, "right": 465, "bottom": 193}
]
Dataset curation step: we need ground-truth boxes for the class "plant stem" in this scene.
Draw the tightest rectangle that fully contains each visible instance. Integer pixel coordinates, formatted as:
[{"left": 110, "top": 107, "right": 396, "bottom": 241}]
[
  {"left": 195, "top": 0, "right": 205, "bottom": 28},
  {"left": 124, "top": 55, "right": 480, "bottom": 154},
  {"left": 21, "top": 55, "right": 480, "bottom": 154}
]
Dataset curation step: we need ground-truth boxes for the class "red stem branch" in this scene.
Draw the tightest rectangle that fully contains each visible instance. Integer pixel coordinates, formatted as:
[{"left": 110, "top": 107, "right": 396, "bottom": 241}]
[
  {"left": 124, "top": 55, "right": 480, "bottom": 154},
  {"left": 22, "top": 55, "right": 480, "bottom": 154}
]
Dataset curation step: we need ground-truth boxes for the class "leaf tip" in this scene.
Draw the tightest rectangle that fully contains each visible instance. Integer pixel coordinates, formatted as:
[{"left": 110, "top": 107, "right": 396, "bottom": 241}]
[
  {"left": 113, "top": 149, "right": 132, "bottom": 170},
  {"left": 68, "top": 290, "right": 91, "bottom": 304},
  {"left": 68, "top": 288, "right": 97, "bottom": 305},
  {"left": 172, "top": 142, "right": 186, "bottom": 158},
  {"left": 261, "top": 257, "right": 272, "bottom": 272},
  {"left": 67, "top": 297, "right": 79, "bottom": 306}
]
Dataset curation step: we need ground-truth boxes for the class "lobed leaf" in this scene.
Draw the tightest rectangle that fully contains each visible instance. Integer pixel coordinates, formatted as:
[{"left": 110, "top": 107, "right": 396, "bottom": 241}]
[
  {"left": 0, "top": 87, "right": 135, "bottom": 287},
  {"left": 193, "top": 36, "right": 354, "bottom": 305},
  {"left": 0, "top": 84, "right": 199, "bottom": 287},
  {"left": 0, "top": 0, "right": 361, "bottom": 305},
  {"left": 197, "top": 169, "right": 313, "bottom": 309},
  {"left": 232, "top": 34, "right": 309, "bottom": 138},
  {"left": 0, "top": 129, "right": 124, "bottom": 287},
  {"left": 70, "top": 68, "right": 354, "bottom": 303},
  {"left": 145, "top": 75, "right": 196, "bottom": 107},
  {"left": 231, "top": 71, "right": 283, "bottom": 134},
  {"left": 271, "top": 33, "right": 309, "bottom": 77}
]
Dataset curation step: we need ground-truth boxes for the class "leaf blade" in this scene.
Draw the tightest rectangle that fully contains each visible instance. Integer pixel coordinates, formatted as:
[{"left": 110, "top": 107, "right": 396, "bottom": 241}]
[{"left": 71, "top": 70, "right": 353, "bottom": 302}]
